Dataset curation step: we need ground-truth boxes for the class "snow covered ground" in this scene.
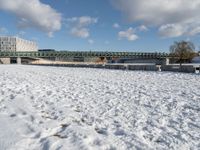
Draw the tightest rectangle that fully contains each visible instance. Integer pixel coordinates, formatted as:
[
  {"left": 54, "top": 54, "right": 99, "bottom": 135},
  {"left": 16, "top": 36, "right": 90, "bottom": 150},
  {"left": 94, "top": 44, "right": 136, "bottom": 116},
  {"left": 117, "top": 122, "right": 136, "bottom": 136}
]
[{"left": 0, "top": 65, "right": 200, "bottom": 150}]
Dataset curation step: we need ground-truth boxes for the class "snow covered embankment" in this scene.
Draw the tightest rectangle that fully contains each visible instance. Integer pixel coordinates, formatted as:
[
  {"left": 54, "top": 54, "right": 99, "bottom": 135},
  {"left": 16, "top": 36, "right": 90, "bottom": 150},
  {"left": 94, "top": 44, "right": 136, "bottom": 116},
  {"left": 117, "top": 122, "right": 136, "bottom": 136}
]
[{"left": 0, "top": 65, "right": 200, "bottom": 150}]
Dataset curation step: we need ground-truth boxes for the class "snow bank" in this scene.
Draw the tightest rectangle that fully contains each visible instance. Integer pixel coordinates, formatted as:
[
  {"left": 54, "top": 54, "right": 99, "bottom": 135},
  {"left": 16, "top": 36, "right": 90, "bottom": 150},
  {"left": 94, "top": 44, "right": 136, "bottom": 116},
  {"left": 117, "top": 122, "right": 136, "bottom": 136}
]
[{"left": 0, "top": 65, "right": 199, "bottom": 150}]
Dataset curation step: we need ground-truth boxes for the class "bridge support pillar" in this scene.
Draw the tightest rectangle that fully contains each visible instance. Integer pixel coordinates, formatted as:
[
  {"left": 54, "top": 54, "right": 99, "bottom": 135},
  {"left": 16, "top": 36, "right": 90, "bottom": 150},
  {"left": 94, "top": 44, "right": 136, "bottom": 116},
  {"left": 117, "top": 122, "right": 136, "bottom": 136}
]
[
  {"left": 17, "top": 57, "right": 21, "bottom": 64},
  {"left": 165, "top": 58, "right": 169, "bottom": 65}
]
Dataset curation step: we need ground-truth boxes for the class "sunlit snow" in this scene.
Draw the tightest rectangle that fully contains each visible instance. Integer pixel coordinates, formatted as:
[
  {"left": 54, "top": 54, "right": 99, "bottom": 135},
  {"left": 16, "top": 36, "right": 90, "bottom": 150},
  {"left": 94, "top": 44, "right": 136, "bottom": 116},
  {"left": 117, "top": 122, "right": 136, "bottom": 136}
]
[{"left": 0, "top": 65, "right": 199, "bottom": 150}]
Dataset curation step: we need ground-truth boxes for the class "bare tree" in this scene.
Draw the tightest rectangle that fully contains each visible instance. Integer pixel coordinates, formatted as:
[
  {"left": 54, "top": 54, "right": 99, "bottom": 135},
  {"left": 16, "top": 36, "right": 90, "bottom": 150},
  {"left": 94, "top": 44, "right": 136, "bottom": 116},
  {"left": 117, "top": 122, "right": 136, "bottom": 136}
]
[{"left": 170, "top": 41, "right": 196, "bottom": 66}]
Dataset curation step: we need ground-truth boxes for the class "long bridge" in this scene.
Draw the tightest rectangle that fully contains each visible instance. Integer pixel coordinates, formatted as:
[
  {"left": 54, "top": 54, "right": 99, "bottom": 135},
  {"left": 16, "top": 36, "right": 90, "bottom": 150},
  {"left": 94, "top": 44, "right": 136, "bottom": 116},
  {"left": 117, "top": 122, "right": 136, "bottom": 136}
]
[
  {"left": 0, "top": 51, "right": 170, "bottom": 64},
  {"left": 0, "top": 51, "right": 169, "bottom": 58}
]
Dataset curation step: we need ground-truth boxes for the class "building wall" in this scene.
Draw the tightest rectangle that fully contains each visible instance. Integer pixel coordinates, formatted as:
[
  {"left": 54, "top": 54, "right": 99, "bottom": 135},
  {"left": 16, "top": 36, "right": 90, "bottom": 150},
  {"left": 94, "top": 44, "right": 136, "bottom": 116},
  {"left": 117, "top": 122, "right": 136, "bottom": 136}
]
[
  {"left": 0, "top": 58, "right": 11, "bottom": 64},
  {"left": 0, "top": 37, "right": 16, "bottom": 51},
  {"left": 16, "top": 37, "right": 38, "bottom": 51},
  {"left": 0, "top": 36, "right": 38, "bottom": 52}
]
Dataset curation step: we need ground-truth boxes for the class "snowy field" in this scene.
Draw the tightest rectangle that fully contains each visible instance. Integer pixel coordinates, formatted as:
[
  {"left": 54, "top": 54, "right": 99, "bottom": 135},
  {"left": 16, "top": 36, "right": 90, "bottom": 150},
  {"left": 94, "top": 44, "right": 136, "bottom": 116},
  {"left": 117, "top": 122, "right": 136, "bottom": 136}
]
[{"left": 0, "top": 65, "right": 200, "bottom": 150}]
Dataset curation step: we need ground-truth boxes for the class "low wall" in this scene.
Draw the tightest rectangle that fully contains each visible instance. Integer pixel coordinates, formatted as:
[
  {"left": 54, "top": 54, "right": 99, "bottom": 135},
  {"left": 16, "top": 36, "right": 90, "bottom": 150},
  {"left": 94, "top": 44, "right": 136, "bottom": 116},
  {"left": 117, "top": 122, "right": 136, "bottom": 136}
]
[
  {"left": 128, "top": 65, "right": 157, "bottom": 71},
  {"left": 29, "top": 63, "right": 200, "bottom": 74},
  {"left": 0, "top": 58, "right": 10, "bottom": 64},
  {"left": 103, "top": 64, "right": 158, "bottom": 71},
  {"left": 162, "top": 65, "right": 196, "bottom": 73},
  {"left": 31, "top": 63, "right": 160, "bottom": 71}
]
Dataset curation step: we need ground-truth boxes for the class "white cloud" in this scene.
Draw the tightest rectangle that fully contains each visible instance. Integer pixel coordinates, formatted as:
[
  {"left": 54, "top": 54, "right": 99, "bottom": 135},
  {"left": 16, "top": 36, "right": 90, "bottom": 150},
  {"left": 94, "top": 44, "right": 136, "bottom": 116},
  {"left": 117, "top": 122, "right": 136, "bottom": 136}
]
[
  {"left": 158, "top": 24, "right": 185, "bottom": 38},
  {"left": 188, "top": 26, "right": 200, "bottom": 36},
  {"left": 159, "top": 22, "right": 200, "bottom": 38},
  {"left": 0, "top": 0, "right": 62, "bottom": 37},
  {"left": 71, "top": 27, "right": 89, "bottom": 38},
  {"left": 67, "top": 16, "right": 98, "bottom": 27},
  {"left": 79, "top": 16, "right": 98, "bottom": 27},
  {"left": 138, "top": 25, "right": 148, "bottom": 32},
  {"left": 88, "top": 39, "right": 94, "bottom": 44},
  {"left": 118, "top": 27, "right": 138, "bottom": 41},
  {"left": 111, "top": 0, "right": 200, "bottom": 25},
  {"left": 67, "top": 16, "right": 97, "bottom": 39},
  {"left": 113, "top": 23, "right": 120, "bottom": 29},
  {"left": 111, "top": 0, "right": 200, "bottom": 37}
]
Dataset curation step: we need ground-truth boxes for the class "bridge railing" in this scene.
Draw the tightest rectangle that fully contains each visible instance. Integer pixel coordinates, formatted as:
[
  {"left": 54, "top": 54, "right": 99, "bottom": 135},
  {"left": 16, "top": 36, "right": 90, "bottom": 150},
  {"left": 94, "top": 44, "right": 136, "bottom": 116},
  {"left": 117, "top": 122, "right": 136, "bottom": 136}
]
[{"left": 0, "top": 51, "right": 169, "bottom": 58}]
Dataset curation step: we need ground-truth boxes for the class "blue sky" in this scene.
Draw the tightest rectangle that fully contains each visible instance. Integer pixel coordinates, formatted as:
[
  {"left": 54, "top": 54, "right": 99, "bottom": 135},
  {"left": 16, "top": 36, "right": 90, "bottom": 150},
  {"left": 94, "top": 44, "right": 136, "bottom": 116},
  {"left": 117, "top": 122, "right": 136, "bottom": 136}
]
[{"left": 0, "top": 0, "right": 200, "bottom": 52}]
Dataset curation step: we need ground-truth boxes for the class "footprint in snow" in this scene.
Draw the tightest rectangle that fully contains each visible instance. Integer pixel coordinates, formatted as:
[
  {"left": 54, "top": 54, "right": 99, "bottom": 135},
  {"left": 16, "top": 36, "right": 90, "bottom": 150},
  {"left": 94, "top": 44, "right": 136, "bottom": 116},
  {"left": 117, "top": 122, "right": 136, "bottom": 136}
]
[
  {"left": 114, "top": 129, "right": 126, "bottom": 136},
  {"left": 10, "top": 94, "right": 15, "bottom": 100},
  {"left": 46, "top": 91, "right": 52, "bottom": 96},
  {"left": 9, "top": 114, "right": 17, "bottom": 117},
  {"left": 95, "top": 127, "right": 107, "bottom": 135}
]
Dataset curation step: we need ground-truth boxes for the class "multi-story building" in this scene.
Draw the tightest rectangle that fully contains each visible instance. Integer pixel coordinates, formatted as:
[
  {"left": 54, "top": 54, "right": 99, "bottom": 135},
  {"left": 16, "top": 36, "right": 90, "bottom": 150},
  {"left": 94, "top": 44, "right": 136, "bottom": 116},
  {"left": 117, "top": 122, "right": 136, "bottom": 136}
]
[{"left": 0, "top": 36, "right": 38, "bottom": 52}]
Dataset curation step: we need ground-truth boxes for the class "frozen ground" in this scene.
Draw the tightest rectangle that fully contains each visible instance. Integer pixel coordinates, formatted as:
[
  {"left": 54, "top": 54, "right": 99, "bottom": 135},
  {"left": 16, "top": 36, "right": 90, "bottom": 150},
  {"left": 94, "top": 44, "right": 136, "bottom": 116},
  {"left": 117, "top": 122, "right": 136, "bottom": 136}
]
[{"left": 0, "top": 65, "right": 200, "bottom": 150}]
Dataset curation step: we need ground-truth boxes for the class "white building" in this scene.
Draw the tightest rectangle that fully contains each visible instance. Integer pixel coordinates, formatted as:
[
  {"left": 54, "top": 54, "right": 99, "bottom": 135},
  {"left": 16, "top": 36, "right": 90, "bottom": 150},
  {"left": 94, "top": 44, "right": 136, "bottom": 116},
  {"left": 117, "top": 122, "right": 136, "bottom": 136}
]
[{"left": 0, "top": 36, "right": 38, "bottom": 52}]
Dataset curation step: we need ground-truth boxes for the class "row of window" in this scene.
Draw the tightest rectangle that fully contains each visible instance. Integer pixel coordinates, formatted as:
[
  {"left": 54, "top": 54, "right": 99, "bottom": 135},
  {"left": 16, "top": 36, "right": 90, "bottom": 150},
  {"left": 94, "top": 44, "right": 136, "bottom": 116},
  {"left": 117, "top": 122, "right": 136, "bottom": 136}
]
[
  {"left": 0, "top": 38, "right": 36, "bottom": 46},
  {"left": 0, "top": 37, "right": 16, "bottom": 40}
]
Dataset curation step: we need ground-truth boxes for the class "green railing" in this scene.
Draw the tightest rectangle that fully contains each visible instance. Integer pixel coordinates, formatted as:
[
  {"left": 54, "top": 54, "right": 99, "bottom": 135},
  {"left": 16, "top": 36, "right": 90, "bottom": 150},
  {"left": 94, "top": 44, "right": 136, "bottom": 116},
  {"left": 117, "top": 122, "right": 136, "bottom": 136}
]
[{"left": 0, "top": 51, "right": 169, "bottom": 58}]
